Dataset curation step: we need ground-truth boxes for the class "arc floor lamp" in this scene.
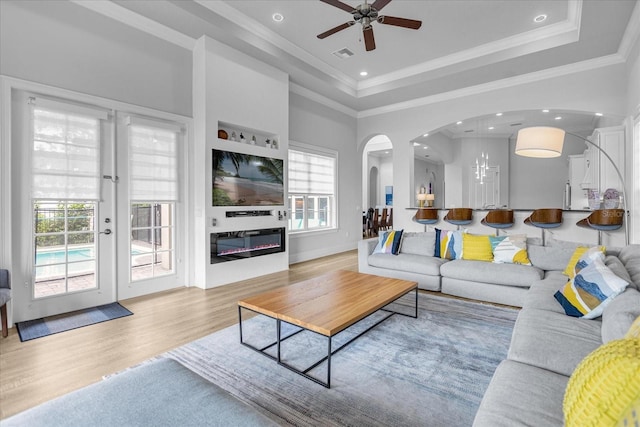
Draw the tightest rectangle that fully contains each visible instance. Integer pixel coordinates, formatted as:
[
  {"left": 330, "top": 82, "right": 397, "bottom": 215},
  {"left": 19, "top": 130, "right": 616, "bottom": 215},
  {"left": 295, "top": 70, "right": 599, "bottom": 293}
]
[{"left": 515, "top": 126, "right": 629, "bottom": 245}]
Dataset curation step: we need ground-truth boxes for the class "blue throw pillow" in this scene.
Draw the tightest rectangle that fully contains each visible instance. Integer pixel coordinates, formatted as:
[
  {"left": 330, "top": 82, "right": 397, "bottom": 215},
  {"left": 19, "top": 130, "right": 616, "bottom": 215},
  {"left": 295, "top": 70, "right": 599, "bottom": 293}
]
[{"left": 372, "top": 229, "right": 404, "bottom": 255}]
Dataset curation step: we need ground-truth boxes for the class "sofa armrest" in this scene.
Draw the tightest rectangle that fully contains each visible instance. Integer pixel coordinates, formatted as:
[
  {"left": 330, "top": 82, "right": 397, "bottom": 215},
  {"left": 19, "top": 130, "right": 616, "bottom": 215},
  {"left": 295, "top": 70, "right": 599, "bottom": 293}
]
[{"left": 358, "top": 238, "right": 378, "bottom": 271}]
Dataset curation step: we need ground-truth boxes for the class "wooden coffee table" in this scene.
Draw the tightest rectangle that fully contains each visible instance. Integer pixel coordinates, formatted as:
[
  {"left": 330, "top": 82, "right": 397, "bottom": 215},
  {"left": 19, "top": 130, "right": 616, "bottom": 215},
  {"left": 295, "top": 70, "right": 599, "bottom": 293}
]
[{"left": 238, "top": 270, "right": 418, "bottom": 388}]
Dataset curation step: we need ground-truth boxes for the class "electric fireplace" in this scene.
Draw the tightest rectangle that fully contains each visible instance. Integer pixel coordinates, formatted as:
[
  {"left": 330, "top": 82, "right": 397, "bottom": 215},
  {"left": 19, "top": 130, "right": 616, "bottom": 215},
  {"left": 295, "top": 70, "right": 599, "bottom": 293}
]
[{"left": 210, "top": 227, "right": 285, "bottom": 264}]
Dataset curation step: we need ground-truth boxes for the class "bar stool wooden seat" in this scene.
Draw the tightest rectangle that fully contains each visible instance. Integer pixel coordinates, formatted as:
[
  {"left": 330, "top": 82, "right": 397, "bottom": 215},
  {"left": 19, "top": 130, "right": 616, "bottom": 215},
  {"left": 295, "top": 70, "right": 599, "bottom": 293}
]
[
  {"left": 481, "top": 209, "right": 514, "bottom": 235},
  {"left": 524, "top": 208, "right": 563, "bottom": 228},
  {"left": 413, "top": 209, "right": 439, "bottom": 230},
  {"left": 576, "top": 209, "right": 624, "bottom": 231},
  {"left": 444, "top": 208, "right": 473, "bottom": 229},
  {"left": 577, "top": 208, "right": 624, "bottom": 245},
  {"left": 524, "top": 208, "right": 563, "bottom": 245}
]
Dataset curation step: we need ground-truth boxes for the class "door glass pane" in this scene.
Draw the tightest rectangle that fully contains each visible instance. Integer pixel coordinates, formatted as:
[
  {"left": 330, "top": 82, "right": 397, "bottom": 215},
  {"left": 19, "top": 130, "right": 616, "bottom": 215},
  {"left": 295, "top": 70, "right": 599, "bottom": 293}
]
[
  {"left": 33, "top": 201, "right": 97, "bottom": 298},
  {"left": 131, "top": 203, "right": 174, "bottom": 281}
]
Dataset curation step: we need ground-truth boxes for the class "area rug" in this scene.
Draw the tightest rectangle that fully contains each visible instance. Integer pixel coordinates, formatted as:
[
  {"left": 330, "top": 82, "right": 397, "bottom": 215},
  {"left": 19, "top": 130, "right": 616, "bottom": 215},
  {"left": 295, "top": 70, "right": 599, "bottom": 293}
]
[
  {"left": 16, "top": 302, "right": 133, "bottom": 342},
  {"left": 168, "top": 293, "right": 518, "bottom": 427}
]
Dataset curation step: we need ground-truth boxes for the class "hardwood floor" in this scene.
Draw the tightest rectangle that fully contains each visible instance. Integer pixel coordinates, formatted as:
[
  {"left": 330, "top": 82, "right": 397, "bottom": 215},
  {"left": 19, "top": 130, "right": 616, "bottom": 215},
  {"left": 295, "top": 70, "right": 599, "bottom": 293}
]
[{"left": 0, "top": 250, "right": 359, "bottom": 419}]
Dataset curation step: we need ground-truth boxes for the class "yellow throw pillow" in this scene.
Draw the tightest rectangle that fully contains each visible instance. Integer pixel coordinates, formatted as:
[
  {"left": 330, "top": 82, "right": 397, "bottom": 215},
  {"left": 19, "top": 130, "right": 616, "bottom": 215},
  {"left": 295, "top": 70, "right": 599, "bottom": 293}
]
[
  {"left": 563, "top": 246, "right": 606, "bottom": 278},
  {"left": 461, "top": 233, "right": 493, "bottom": 262},
  {"left": 564, "top": 338, "right": 640, "bottom": 427}
]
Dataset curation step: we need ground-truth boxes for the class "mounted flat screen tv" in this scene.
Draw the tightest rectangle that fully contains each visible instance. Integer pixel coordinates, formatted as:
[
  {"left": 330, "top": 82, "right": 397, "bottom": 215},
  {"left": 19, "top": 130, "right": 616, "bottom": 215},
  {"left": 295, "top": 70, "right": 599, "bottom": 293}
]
[{"left": 212, "top": 149, "right": 284, "bottom": 206}]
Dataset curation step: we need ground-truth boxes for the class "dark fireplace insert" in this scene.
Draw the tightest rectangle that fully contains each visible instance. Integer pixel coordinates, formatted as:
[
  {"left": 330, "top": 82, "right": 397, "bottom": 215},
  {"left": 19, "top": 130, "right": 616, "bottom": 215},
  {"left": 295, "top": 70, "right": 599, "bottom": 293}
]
[{"left": 210, "top": 227, "right": 285, "bottom": 264}]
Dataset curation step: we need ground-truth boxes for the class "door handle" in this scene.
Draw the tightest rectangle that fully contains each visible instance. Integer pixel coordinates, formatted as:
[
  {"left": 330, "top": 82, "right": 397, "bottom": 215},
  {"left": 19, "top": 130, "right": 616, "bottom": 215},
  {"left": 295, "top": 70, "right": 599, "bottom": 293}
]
[{"left": 100, "top": 229, "right": 112, "bottom": 235}]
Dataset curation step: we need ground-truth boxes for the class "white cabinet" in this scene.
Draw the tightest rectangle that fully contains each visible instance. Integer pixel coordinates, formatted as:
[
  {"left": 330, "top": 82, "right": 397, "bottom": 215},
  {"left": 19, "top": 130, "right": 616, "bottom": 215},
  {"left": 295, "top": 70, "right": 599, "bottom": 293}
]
[{"left": 592, "top": 126, "right": 625, "bottom": 195}]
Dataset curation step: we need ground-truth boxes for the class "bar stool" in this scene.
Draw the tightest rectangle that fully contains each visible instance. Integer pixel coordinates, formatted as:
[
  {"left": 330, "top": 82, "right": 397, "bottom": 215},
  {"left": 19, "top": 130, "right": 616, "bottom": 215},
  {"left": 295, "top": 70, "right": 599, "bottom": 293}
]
[
  {"left": 444, "top": 208, "right": 473, "bottom": 230},
  {"left": 413, "top": 209, "right": 438, "bottom": 231},
  {"left": 481, "top": 209, "right": 514, "bottom": 235},
  {"left": 524, "top": 208, "right": 563, "bottom": 245},
  {"left": 577, "top": 209, "right": 624, "bottom": 245}
]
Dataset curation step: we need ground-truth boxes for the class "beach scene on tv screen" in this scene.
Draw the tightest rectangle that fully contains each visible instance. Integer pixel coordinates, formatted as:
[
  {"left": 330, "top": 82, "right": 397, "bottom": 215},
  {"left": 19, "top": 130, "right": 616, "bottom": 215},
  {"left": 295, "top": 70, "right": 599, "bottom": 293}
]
[{"left": 213, "top": 150, "right": 284, "bottom": 206}]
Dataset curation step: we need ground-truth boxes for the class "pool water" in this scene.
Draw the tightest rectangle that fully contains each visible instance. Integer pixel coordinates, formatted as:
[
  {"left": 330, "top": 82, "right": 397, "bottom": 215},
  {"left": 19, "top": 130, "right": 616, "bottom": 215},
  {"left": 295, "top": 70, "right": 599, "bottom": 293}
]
[{"left": 36, "top": 247, "right": 146, "bottom": 265}]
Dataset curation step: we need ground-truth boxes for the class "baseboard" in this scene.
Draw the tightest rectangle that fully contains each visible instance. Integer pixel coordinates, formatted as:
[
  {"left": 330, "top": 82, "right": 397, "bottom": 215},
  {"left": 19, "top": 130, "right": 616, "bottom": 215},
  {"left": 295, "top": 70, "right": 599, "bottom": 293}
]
[{"left": 289, "top": 241, "right": 357, "bottom": 264}]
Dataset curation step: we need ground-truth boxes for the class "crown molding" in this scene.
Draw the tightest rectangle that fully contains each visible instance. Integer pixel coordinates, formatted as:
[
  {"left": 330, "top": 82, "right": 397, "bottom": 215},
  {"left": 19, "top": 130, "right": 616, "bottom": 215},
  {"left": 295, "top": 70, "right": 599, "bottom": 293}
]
[
  {"left": 290, "top": 83, "right": 358, "bottom": 118},
  {"left": 617, "top": 0, "right": 640, "bottom": 59},
  {"left": 194, "top": 0, "right": 357, "bottom": 90},
  {"left": 358, "top": 0, "right": 583, "bottom": 92},
  {"left": 358, "top": 53, "right": 625, "bottom": 118},
  {"left": 70, "top": 0, "right": 196, "bottom": 50}
]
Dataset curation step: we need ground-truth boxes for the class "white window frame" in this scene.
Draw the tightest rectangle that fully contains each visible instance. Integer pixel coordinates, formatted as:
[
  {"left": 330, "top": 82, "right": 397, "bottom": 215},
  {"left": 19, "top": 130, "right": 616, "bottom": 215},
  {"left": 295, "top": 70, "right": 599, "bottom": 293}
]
[{"left": 288, "top": 141, "right": 338, "bottom": 234}]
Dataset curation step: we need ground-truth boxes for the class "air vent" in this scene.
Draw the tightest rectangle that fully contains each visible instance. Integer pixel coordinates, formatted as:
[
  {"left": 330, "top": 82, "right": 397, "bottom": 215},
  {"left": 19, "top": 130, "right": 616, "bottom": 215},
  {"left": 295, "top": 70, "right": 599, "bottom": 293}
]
[
  {"left": 332, "top": 48, "right": 354, "bottom": 59},
  {"left": 464, "top": 129, "right": 474, "bottom": 133},
  {"left": 510, "top": 123, "right": 523, "bottom": 126}
]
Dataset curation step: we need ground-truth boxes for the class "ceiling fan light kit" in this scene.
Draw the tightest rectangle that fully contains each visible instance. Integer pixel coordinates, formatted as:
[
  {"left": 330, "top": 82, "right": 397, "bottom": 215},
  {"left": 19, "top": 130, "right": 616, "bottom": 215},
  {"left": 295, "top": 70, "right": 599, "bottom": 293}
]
[{"left": 317, "top": 0, "right": 422, "bottom": 52}]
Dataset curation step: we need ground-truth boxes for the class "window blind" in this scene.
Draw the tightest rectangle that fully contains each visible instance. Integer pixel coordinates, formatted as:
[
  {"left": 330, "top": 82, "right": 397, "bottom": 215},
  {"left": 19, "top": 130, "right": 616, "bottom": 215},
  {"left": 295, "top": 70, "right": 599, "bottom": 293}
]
[
  {"left": 31, "top": 99, "right": 105, "bottom": 200},
  {"left": 128, "top": 117, "right": 180, "bottom": 202},
  {"left": 288, "top": 149, "right": 335, "bottom": 194}
]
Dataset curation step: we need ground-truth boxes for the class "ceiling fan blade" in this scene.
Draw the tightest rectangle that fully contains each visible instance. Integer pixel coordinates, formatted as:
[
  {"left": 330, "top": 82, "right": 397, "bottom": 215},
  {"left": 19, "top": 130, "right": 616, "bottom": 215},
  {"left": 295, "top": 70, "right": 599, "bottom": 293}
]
[
  {"left": 371, "top": 0, "right": 392, "bottom": 11},
  {"left": 377, "top": 15, "right": 422, "bottom": 29},
  {"left": 317, "top": 21, "right": 355, "bottom": 39},
  {"left": 319, "top": 0, "right": 357, "bottom": 13},
  {"left": 363, "top": 26, "right": 376, "bottom": 51}
]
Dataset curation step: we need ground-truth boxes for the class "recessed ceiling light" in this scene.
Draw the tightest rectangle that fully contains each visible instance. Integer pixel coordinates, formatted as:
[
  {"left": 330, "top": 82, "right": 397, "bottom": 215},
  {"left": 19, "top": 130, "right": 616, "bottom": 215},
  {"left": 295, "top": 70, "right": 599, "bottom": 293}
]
[
  {"left": 413, "top": 142, "right": 420, "bottom": 146},
  {"left": 555, "top": 116, "right": 562, "bottom": 120},
  {"left": 488, "top": 126, "right": 495, "bottom": 130},
  {"left": 542, "top": 109, "right": 549, "bottom": 113},
  {"left": 534, "top": 14, "right": 547, "bottom": 23},
  {"left": 456, "top": 121, "right": 463, "bottom": 125},
  {"left": 595, "top": 112, "right": 603, "bottom": 116},
  {"left": 496, "top": 113, "right": 503, "bottom": 116},
  {"left": 272, "top": 12, "right": 284, "bottom": 22},
  {"left": 423, "top": 133, "right": 429, "bottom": 137},
  {"left": 423, "top": 146, "right": 429, "bottom": 149},
  {"left": 384, "top": 151, "right": 389, "bottom": 154},
  {"left": 360, "top": 71, "right": 368, "bottom": 76}
]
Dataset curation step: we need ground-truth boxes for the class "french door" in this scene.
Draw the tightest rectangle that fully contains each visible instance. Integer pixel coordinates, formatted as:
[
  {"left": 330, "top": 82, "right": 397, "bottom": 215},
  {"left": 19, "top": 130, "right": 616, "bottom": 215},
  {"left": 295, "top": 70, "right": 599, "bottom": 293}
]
[{"left": 12, "top": 93, "right": 116, "bottom": 322}]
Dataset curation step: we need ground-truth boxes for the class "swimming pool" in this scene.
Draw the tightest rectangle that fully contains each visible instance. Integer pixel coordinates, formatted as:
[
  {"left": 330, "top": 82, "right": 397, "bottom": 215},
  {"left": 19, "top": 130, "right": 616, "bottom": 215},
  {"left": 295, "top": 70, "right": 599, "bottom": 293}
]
[{"left": 36, "top": 247, "right": 145, "bottom": 265}]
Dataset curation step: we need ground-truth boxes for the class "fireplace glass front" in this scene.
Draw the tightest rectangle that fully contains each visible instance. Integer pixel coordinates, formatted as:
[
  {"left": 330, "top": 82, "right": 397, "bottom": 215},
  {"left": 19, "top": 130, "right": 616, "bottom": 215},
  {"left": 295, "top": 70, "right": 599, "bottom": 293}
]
[{"left": 210, "top": 227, "right": 285, "bottom": 264}]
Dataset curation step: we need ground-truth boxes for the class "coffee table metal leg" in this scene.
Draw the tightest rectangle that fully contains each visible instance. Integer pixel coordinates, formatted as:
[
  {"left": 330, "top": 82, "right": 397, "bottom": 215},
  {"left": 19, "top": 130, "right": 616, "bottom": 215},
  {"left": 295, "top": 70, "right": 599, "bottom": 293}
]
[
  {"left": 327, "top": 336, "right": 332, "bottom": 388},
  {"left": 277, "top": 319, "right": 282, "bottom": 362}
]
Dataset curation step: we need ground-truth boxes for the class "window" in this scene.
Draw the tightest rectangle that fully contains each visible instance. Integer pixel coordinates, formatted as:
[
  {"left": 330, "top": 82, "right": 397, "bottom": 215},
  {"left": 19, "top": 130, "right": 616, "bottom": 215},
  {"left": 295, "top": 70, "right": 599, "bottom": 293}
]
[
  {"left": 288, "top": 145, "right": 337, "bottom": 232},
  {"left": 128, "top": 117, "right": 180, "bottom": 281},
  {"left": 30, "top": 98, "right": 106, "bottom": 298}
]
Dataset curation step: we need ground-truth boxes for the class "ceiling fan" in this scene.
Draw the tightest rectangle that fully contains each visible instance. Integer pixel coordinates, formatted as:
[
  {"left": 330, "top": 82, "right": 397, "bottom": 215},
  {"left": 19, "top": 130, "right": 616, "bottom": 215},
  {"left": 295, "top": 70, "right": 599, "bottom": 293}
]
[{"left": 317, "top": 0, "right": 422, "bottom": 52}]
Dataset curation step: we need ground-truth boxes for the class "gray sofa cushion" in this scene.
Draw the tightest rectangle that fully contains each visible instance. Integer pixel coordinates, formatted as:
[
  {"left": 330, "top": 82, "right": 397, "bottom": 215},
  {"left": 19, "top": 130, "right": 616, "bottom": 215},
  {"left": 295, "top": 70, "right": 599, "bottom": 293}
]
[
  {"left": 399, "top": 232, "right": 436, "bottom": 256},
  {"left": 440, "top": 260, "right": 543, "bottom": 288},
  {"left": 507, "top": 308, "right": 602, "bottom": 377},
  {"left": 473, "top": 360, "right": 567, "bottom": 427},
  {"left": 527, "top": 245, "right": 575, "bottom": 272},
  {"left": 522, "top": 277, "right": 568, "bottom": 313},
  {"left": 618, "top": 244, "right": 640, "bottom": 290},
  {"left": 368, "top": 253, "right": 446, "bottom": 276},
  {"left": 601, "top": 287, "right": 640, "bottom": 343}
]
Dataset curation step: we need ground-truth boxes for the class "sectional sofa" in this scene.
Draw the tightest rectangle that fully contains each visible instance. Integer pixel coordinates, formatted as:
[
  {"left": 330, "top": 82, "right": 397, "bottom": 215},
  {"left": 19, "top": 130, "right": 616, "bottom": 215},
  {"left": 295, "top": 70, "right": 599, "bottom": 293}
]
[
  {"left": 359, "top": 231, "right": 640, "bottom": 426},
  {"left": 358, "top": 231, "right": 564, "bottom": 307}
]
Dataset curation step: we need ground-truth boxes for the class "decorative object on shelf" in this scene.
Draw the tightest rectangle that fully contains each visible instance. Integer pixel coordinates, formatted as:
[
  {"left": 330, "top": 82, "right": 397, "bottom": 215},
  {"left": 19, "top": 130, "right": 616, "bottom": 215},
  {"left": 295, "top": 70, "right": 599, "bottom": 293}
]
[
  {"left": 240, "top": 133, "right": 246, "bottom": 144},
  {"left": 417, "top": 193, "right": 427, "bottom": 208},
  {"left": 272, "top": 138, "right": 278, "bottom": 149},
  {"left": 230, "top": 131, "right": 237, "bottom": 142},
  {"left": 250, "top": 135, "right": 256, "bottom": 145},
  {"left": 426, "top": 193, "right": 435, "bottom": 207},
  {"left": 265, "top": 139, "right": 271, "bottom": 149},
  {"left": 515, "top": 126, "right": 629, "bottom": 245},
  {"left": 218, "top": 129, "right": 228, "bottom": 139},
  {"left": 603, "top": 188, "right": 620, "bottom": 209},
  {"left": 587, "top": 189, "right": 601, "bottom": 210}
]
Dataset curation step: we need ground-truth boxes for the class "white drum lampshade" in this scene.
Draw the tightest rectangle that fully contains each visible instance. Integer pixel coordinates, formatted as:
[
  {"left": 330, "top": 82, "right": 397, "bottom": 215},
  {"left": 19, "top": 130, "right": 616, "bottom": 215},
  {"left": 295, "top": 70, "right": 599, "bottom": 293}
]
[{"left": 515, "top": 127, "right": 565, "bottom": 158}]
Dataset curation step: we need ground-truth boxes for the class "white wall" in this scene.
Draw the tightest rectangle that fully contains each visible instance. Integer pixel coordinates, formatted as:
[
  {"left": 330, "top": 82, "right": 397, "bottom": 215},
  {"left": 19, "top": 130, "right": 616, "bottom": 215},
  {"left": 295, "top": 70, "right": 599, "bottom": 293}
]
[
  {"left": 508, "top": 133, "right": 586, "bottom": 209},
  {"left": 358, "top": 63, "right": 629, "bottom": 233},
  {"left": 0, "top": 1, "right": 192, "bottom": 116},
  {"left": 289, "top": 92, "right": 359, "bottom": 263},
  {"left": 625, "top": 30, "right": 640, "bottom": 243}
]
